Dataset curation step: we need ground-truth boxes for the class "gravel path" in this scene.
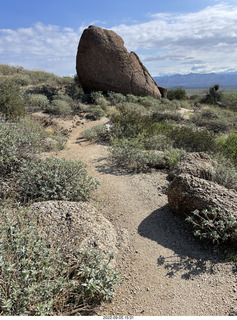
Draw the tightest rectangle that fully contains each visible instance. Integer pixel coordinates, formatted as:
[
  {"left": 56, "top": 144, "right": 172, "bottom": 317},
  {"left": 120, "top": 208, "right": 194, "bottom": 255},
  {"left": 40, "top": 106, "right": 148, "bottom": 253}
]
[{"left": 47, "top": 117, "right": 237, "bottom": 316}]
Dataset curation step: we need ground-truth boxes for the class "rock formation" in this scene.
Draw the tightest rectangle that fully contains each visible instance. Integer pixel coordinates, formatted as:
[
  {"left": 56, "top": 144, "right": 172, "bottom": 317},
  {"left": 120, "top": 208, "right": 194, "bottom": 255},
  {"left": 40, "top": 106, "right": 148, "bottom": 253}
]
[
  {"left": 76, "top": 25, "right": 164, "bottom": 99},
  {"left": 169, "top": 152, "right": 217, "bottom": 180},
  {"left": 30, "top": 201, "right": 117, "bottom": 264},
  {"left": 167, "top": 173, "right": 237, "bottom": 220}
]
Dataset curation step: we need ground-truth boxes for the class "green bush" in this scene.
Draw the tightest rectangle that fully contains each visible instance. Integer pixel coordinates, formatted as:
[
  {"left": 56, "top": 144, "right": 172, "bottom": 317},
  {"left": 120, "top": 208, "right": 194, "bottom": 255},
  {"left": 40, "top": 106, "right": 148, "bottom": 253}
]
[
  {"left": 110, "top": 137, "right": 168, "bottom": 172},
  {"left": 46, "top": 100, "right": 72, "bottom": 116},
  {"left": 165, "top": 147, "right": 187, "bottom": 169},
  {"left": 191, "top": 108, "right": 231, "bottom": 133},
  {"left": 90, "top": 91, "right": 109, "bottom": 107},
  {"left": 168, "top": 126, "right": 217, "bottom": 152},
  {"left": 211, "top": 157, "right": 237, "bottom": 191},
  {"left": 167, "top": 88, "right": 187, "bottom": 100},
  {"left": 0, "top": 204, "right": 71, "bottom": 315},
  {"left": 126, "top": 94, "right": 139, "bottom": 103},
  {"left": 218, "top": 131, "right": 237, "bottom": 166},
  {"left": 82, "top": 124, "right": 108, "bottom": 141},
  {"left": 11, "top": 74, "right": 31, "bottom": 86},
  {"left": 147, "top": 134, "right": 172, "bottom": 151},
  {"left": 107, "top": 92, "right": 127, "bottom": 105},
  {"left": 0, "top": 79, "right": 25, "bottom": 120},
  {"left": 16, "top": 158, "right": 99, "bottom": 202},
  {"left": 0, "top": 203, "right": 119, "bottom": 316},
  {"left": 0, "top": 119, "right": 48, "bottom": 176},
  {"left": 202, "top": 84, "right": 222, "bottom": 105},
  {"left": 221, "top": 92, "right": 237, "bottom": 111},
  {"left": 86, "top": 106, "right": 105, "bottom": 120},
  {"left": 186, "top": 208, "right": 237, "bottom": 245},
  {"left": 51, "top": 93, "right": 73, "bottom": 104},
  {"left": 0, "top": 64, "right": 19, "bottom": 75},
  {"left": 152, "top": 110, "right": 183, "bottom": 123},
  {"left": 138, "top": 96, "right": 161, "bottom": 108},
  {"left": 26, "top": 94, "right": 50, "bottom": 112},
  {"left": 110, "top": 107, "right": 157, "bottom": 139}
]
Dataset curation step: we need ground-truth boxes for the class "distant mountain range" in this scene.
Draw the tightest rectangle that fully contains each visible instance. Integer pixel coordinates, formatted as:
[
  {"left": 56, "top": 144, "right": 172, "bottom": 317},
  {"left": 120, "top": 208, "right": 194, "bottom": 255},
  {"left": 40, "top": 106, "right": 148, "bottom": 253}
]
[{"left": 154, "top": 72, "right": 237, "bottom": 89}]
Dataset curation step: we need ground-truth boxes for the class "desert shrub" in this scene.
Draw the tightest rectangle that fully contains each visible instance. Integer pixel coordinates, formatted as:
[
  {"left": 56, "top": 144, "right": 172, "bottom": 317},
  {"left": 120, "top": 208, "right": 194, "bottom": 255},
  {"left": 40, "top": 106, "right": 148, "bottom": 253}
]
[
  {"left": 0, "top": 79, "right": 25, "bottom": 120},
  {"left": 191, "top": 108, "right": 231, "bottom": 133},
  {"left": 165, "top": 148, "right": 187, "bottom": 169},
  {"left": 192, "top": 114, "right": 229, "bottom": 133},
  {"left": 218, "top": 131, "right": 237, "bottom": 166},
  {"left": 221, "top": 92, "right": 237, "bottom": 111},
  {"left": 152, "top": 110, "right": 183, "bottom": 123},
  {"left": 107, "top": 92, "right": 127, "bottom": 105},
  {"left": 110, "top": 137, "right": 168, "bottom": 172},
  {"left": 138, "top": 96, "right": 161, "bottom": 108},
  {"left": 86, "top": 106, "right": 105, "bottom": 120},
  {"left": 0, "top": 204, "right": 71, "bottom": 315},
  {"left": 202, "top": 84, "right": 222, "bottom": 105},
  {"left": 26, "top": 94, "right": 49, "bottom": 112},
  {"left": 0, "top": 203, "right": 119, "bottom": 316},
  {"left": 11, "top": 74, "right": 31, "bottom": 86},
  {"left": 64, "top": 75, "right": 83, "bottom": 98},
  {"left": 16, "top": 158, "right": 99, "bottom": 202},
  {"left": 168, "top": 126, "right": 216, "bottom": 152},
  {"left": 0, "top": 119, "right": 48, "bottom": 176},
  {"left": 146, "top": 134, "right": 172, "bottom": 151},
  {"left": 167, "top": 88, "right": 187, "bottom": 100},
  {"left": 75, "top": 249, "right": 119, "bottom": 304},
  {"left": 210, "top": 157, "right": 237, "bottom": 190},
  {"left": 71, "top": 101, "right": 90, "bottom": 114},
  {"left": 27, "top": 70, "right": 60, "bottom": 85},
  {"left": 82, "top": 124, "right": 108, "bottom": 141},
  {"left": 0, "top": 64, "right": 19, "bottom": 75},
  {"left": 25, "top": 85, "right": 59, "bottom": 102},
  {"left": 126, "top": 94, "right": 139, "bottom": 103},
  {"left": 89, "top": 91, "right": 109, "bottom": 108},
  {"left": 110, "top": 107, "right": 157, "bottom": 139},
  {"left": 46, "top": 100, "right": 72, "bottom": 116},
  {"left": 186, "top": 208, "right": 237, "bottom": 245},
  {"left": 116, "top": 102, "right": 147, "bottom": 114},
  {"left": 0, "top": 119, "right": 67, "bottom": 178},
  {"left": 52, "top": 93, "right": 73, "bottom": 104}
]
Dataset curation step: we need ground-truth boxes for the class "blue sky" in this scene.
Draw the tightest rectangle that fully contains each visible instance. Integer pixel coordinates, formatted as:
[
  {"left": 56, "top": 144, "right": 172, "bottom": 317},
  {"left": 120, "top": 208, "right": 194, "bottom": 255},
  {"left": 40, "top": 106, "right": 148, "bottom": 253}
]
[{"left": 0, "top": 0, "right": 237, "bottom": 76}]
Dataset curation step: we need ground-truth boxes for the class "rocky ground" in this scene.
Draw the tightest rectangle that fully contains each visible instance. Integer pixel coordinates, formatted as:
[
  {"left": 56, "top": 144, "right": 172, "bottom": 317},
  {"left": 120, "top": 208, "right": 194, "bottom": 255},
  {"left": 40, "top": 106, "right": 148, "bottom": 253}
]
[{"left": 44, "top": 116, "right": 237, "bottom": 316}]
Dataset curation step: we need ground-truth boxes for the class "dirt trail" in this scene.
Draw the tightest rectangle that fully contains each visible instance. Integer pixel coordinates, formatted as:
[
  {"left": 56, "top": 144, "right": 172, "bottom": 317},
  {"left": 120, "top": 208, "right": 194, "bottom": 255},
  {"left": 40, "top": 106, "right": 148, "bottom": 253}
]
[{"left": 48, "top": 118, "right": 236, "bottom": 316}]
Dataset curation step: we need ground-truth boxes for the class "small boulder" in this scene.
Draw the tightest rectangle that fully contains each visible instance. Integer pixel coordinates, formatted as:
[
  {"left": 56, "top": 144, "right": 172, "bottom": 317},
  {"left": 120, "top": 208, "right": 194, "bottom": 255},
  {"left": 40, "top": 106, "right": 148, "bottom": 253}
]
[
  {"left": 76, "top": 25, "right": 163, "bottom": 99},
  {"left": 167, "top": 173, "right": 237, "bottom": 220},
  {"left": 169, "top": 152, "right": 217, "bottom": 180},
  {"left": 30, "top": 201, "right": 117, "bottom": 264}
]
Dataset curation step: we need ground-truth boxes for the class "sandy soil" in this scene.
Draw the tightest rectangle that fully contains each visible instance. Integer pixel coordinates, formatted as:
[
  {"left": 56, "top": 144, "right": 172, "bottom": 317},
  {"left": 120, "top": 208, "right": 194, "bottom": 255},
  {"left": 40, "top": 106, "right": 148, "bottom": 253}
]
[{"left": 46, "top": 117, "right": 237, "bottom": 316}]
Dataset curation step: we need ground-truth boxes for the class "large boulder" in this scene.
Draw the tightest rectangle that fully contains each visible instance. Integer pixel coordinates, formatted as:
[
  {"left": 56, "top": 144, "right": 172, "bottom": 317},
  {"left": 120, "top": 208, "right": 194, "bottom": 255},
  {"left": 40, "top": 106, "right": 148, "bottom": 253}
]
[
  {"left": 167, "top": 173, "right": 237, "bottom": 220},
  {"left": 30, "top": 201, "right": 117, "bottom": 264},
  {"left": 76, "top": 25, "right": 163, "bottom": 99}
]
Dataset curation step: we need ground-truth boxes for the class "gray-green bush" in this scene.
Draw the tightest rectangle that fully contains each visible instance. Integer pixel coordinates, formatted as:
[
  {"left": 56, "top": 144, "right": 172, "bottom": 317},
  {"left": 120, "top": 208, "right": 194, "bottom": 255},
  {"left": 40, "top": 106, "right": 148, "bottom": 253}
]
[
  {"left": 16, "top": 158, "right": 99, "bottom": 202},
  {"left": 0, "top": 119, "right": 48, "bottom": 176},
  {"left": 0, "top": 79, "right": 25, "bottom": 120},
  {"left": 186, "top": 208, "right": 237, "bottom": 245},
  {"left": 0, "top": 203, "right": 119, "bottom": 316}
]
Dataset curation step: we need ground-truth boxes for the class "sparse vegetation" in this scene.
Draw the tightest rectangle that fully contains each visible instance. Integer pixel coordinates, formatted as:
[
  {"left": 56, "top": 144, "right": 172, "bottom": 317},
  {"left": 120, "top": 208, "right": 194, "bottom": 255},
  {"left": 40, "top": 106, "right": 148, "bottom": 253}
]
[
  {"left": 1, "top": 64, "right": 237, "bottom": 314},
  {"left": 186, "top": 208, "right": 237, "bottom": 245},
  {"left": 167, "top": 87, "right": 187, "bottom": 101},
  {"left": 16, "top": 158, "right": 99, "bottom": 203},
  {"left": 0, "top": 203, "right": 119, "bottom": 316},
  {"left": 0, "top": 78, "right": 25, "bottom": 120}
]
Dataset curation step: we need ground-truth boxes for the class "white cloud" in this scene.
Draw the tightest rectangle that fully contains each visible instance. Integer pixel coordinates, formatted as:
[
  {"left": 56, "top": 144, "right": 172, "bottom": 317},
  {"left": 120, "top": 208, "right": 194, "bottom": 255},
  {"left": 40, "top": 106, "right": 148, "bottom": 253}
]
[
  {"left": 0, "top": 22, "right": 82, "bottom": 74},
  {"left": 112, "top": 3, "right": 237, "bottom": 75},
  {"left": 0, "top": 3, "right": 237, "bottom": 75}
]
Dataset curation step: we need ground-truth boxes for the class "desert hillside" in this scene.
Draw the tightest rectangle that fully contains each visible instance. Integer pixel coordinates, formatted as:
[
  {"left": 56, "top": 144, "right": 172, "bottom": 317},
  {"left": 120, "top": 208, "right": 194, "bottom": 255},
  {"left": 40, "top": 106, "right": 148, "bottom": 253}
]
[{"left": 0, "top": 64, "right": 236, "bottom": 316}]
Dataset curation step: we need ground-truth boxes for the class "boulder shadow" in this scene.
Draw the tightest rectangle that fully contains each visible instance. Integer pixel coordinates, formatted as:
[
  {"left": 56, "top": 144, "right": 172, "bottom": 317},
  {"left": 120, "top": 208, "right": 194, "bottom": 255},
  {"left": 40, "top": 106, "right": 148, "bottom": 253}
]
[{"left": 138, "top": 205, "right": 223, "bottom": 280}]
